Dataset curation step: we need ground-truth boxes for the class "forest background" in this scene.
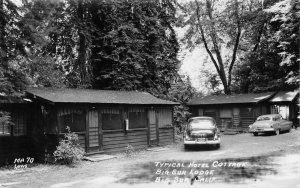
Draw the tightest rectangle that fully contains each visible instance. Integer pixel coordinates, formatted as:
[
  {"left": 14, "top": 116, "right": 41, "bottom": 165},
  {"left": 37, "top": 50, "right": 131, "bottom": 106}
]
[{"left": 0, "top": 0, "right": 299, "bottom": 128}]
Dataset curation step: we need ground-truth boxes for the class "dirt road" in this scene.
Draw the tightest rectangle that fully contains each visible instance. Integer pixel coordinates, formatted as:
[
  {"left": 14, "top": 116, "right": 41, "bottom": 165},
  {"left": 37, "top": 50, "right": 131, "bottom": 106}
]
[{"left": 1, "top": 129, "right": 300, "bottom": 188}]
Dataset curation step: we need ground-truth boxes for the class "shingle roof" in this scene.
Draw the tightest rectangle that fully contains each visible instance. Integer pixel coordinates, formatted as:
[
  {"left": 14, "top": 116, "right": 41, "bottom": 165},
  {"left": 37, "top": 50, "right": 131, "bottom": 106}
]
[
  {"left": 26, "top": 87, "right": 178, "bottom": 105},
  {"left": 269, "top": 91, "right": 299, "bottom": 102},
  {"left": 188, "top": 92, "right": 275, "bottom": 105}
]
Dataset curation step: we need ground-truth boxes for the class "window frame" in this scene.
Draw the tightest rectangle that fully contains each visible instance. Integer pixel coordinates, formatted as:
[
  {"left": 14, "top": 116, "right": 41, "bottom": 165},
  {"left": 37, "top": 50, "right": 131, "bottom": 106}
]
[
  {"left": 157, "top": 108, "right": 173, "bottom": 128},
  {"left": 128, "top": 107, "right": 147, "bottom": 130},
  {"left": 0, "top": 110, "right": 27, "bottom": 137},
  {"left": 101, "top": 108, "right": 123, "bottom": 131},
  {"left": 240, "top": 107, "right": 255, "bottom": 117},
  {"left": 58, "top": 108, "right": 86, "bottom": 133},
  {"left": 0, "top": 122, "right": 12, "bottom": 136}
]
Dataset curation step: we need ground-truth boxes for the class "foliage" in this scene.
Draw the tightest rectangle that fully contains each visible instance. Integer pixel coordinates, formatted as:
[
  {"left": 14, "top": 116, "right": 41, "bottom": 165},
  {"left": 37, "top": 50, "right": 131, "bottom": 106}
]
[
  {"left": 167, "top": 76, "right": 197, "bottom": 131},
  {"left": 0, "top": 0, "right": 28, "bottom": 95},
  {"left": 264, "top": 0, "right": 299, "bottom": 87},
  {"left": 179, "top": 0, "right": 298, "bottom": 94},
  {"left": 90, "top": 0, "right": 180, "bottom": 96},
  {"left": 232, "top": 0, "right": 299, "bottom": 93},
  {"left": 53, "top": 126, "right": 85, "bottom": 165},
  {"left": 1, "top": 0, "right": 185, "bottom": 137},
  {"left": 124, "top": 144, "right": 135, "bottom": 158},
  {"left": 179, "top": 0, "right": 245, "bottom": 94},
  {"left": 22, "top": 0, "right": 181, "bottom": 93},
  {"left": 0, "top": 111, "right": 13, "bottom": 127}
]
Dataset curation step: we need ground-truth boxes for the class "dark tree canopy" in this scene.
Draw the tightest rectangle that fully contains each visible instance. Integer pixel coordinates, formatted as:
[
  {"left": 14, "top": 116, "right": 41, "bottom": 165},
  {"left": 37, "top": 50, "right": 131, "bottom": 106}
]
[
  {"left": 90, "top": 0, "right": 180, "bottom": 96},
  {"left": 232, "top": 0, "right": 299, "bottom": 93}
]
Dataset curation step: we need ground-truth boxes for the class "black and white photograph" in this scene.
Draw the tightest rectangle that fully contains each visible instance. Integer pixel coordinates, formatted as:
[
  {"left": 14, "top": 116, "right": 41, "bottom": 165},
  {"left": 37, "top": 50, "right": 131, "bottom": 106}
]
[{"left": 0, "top": 0, "right": 299, "bottom": 187}]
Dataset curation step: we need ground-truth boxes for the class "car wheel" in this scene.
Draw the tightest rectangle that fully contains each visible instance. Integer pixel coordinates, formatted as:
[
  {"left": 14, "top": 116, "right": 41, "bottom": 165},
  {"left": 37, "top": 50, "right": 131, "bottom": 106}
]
[
  {"left": 253, "top": 132, "right": 258, "bottom": 136},
  {"left": 275, "top": 129, "right": 280, "bottom": 135},
  {"left": 215, "top": 144, "right": 220, "bottom": 149}
]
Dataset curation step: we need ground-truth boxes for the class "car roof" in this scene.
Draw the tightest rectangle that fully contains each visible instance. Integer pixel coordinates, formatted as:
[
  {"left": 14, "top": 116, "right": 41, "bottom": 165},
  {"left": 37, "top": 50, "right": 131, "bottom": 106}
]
[
  {"left": 258, "top": 114, "right": 281, "bottom": 118},
  {"left": 189, "top": 116, "right": 215, "bottom": 120}
]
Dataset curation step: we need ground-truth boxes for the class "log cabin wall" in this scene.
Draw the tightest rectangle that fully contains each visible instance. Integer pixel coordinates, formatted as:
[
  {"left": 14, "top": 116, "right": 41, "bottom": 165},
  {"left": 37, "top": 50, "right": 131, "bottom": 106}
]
[
  {"left": 54, "top": 104, "right": 175, "bottom": 154},
  {"left": 157, "top": 108, "right": 174, "bottom": 146},
  {"left": 189, "top": 103, "right": 269, "bottom": 131},
  {"left": 30, "top": 103, "right": 59, "bottom": 163},
  {"left": 148, "top": 109, "right": 157, "bottom": 145},
  {"left": 102, "top": 105, "right": 148, "bottom": 153},
  {"left": 56, "top": 104, "right": 87, "bottom": 153},
  {"left": 0, "top": 103, "right": 175, "bottom": 165},
  {"left": 102, "top": 129, "right": 148, "bottom": 153},
  {"left": 0, "top": 104, "right": 31, "bottom": 165},
  {"left": 0, "top": 88, "right": 177, "bottom": 165}
]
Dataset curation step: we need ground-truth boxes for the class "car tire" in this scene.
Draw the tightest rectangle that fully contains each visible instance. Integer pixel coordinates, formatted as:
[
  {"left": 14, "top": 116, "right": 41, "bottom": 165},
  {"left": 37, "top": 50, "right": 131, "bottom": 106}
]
[
  {"left": 275, "top": 129, "right": 280, "bottom": 135},
  {"left": 215, "top": 144, "right": 220, "bottom": 149},
  {"left": 253, "top": 132, "right": 258, "bottom": 136}
]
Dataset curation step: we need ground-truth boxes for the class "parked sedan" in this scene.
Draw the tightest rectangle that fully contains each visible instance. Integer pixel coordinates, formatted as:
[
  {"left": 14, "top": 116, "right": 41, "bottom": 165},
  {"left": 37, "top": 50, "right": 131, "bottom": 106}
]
[
  {"left": 249, "top": 114, "right": 293, "bottom": 136},
  {"left": 183, "top": 116, "right": 221, "bottom": 149}
]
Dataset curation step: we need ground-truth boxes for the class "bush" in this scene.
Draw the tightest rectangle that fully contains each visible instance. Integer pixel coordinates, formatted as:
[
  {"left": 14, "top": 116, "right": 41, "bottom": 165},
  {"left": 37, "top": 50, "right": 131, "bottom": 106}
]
[
  {"left": 53, "top": 126, "right": 85, "bottom": 165},
  {"left": 125, "top": 144, "right": 135, "bottom": 158}
]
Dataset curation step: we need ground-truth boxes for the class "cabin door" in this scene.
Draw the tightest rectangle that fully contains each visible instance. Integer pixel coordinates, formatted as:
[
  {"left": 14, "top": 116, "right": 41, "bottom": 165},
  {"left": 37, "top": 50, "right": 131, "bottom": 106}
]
[
  {"left": 88, "top": 109, "right": 101, "bottom": 151},
  {"left": 148, "top": 109, "right": 158, "bottom": 145}
]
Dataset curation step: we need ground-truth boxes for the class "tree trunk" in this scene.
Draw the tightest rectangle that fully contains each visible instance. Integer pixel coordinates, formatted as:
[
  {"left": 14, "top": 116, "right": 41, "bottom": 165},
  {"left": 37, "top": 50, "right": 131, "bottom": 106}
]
[
  {"left": 194, "top": 0, "right": 241, "bottom": 95},
  {"left": 76, "top": 0, "right": 88, "bottom": 88}
]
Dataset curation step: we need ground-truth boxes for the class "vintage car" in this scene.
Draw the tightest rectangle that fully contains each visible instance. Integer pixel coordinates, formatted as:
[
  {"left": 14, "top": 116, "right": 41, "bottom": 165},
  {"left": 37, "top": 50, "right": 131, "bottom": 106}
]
[
  {"left": 249, "top": 114, "right": 293, "bottom": 136},
  {"left": 183, "top": 116, "right": 221, "bottom": 149}
]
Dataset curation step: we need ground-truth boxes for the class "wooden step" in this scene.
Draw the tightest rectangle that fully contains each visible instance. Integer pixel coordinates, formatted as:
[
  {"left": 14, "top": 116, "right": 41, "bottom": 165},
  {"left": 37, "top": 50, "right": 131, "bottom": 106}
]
[{"left": 85, "top": 150, "right": 105, "bottom": 156}]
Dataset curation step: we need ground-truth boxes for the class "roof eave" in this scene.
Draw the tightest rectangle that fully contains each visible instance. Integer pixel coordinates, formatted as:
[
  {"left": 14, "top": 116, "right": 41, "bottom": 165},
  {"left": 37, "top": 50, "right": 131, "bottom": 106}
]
[{"left": 25, "top": 91, "right": 55, "bottom": 105}]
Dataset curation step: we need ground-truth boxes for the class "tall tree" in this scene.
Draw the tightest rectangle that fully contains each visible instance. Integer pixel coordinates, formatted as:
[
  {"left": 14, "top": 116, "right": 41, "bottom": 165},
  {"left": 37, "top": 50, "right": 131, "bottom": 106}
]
[
  {"left": 0, "top": 0, "right": 28, "bottom": 94},
  {"left": 18, "top": 0, "right": 181, "bottom": 96},
  {"left": 90, "top": 0, "right": 180, "bottom": 96},
  {"left": 232, "top": 0, "right": 299, "bottom": 93},
  {"left": 180, "top": 0, "right": 244, "bottom": 94}
]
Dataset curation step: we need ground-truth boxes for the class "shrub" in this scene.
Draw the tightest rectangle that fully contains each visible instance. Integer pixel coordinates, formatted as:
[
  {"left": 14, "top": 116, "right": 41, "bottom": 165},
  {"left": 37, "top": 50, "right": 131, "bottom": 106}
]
[
  {"left": 53, "top": 126, "right": 85, "bottom": 165},
  {"left": 125, "top": 144, "right": 135, "bottom": 158},
  {"left": 0, "top": 111, "right": 13, "bottom": 126}
]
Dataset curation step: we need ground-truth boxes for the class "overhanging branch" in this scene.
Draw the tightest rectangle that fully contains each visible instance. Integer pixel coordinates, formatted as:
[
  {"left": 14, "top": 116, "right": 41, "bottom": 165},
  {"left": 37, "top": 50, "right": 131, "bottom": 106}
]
[{"left": 194, "top": 0, "right": 221, "bottom": 75}]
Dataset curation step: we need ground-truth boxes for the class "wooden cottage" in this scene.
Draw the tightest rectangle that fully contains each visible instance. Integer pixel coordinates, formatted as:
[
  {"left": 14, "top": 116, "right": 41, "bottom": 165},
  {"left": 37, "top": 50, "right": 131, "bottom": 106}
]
[
  {"left": 24, "top": 88, "right": 178, "bottom": 161},
  {"left": 187, "top": 92, "right": 275, "bottom": 132},
  {"left": 269, "top": 91, "right": 299, "bottom": 125}
]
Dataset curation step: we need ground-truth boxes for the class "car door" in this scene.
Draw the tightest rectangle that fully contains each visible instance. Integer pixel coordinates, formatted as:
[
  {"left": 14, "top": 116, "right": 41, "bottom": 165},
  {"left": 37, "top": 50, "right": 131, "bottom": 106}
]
[{"left": 278, "top": 115, "right": 289, "bottom": 131}]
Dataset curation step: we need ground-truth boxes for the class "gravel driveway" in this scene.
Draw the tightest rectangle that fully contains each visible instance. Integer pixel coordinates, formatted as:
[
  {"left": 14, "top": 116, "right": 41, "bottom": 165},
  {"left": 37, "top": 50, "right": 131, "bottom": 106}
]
[{"left": 1, "top": 129, "right": 299, "bottom": 188}]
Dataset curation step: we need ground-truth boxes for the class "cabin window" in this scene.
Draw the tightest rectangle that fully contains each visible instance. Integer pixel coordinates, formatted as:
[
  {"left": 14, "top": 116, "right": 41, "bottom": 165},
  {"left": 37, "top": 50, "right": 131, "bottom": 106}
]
[
  {"left": 0, "top": 111, "right": 26, "bottom": 136},
  {"left": 128, "top": 108, "right": 147, "bottom": 129},
  {"left": 0, "top": 123, "right": 11, "bottom": 135},
  {"left": 198, "top": 109, "right": 204, "bottom": 116},
  {"left": 11, "top": 112, "right": 27, "bottom": 136},
  {"left": 220, "top": 108, "right": 232, "bottom": 118},
  {"left": 271, "top": 105, "right": 289, "bottom": 120},
  {"left": 102, "top": 108, "right": 122, "bottom": 130},
  {"left": 240, "top": 107, "right": 255, "bottom": 117},
  {"left": 59, "top": 109, "right": 86, "bottom": 132},
  {"left": 0, "top": 112, "right": 11, "bottom": 135},
  {"left": 203, "top": 109, "right": 216, "bottom": 118},
  {"left": 157, "top": 108, "right": 172, "bottom": 127}
]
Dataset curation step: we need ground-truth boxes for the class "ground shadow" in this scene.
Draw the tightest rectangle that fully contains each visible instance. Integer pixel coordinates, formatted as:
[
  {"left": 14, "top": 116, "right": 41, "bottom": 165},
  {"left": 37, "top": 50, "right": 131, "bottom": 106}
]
[
  {"left": 183, "top": 145, "right": 219, "bottom": 151},
  {"left": 117, "top": 153, "right": 281, "bottom": 185}
]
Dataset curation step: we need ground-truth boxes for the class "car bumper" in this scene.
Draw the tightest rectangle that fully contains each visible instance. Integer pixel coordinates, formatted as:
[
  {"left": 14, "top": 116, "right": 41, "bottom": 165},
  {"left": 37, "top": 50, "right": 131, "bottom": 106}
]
[
  {"left": 249, "top": 128, "right": 275, "bottom": 133},
  {"left": 184, "top": 138, "right": 220, "bottom": 145}
]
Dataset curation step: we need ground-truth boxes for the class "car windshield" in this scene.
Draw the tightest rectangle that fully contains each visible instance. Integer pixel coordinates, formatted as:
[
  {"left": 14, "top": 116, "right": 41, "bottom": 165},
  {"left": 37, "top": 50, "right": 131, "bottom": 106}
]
[
  {"left": 188, "top": 119, "right": 215, "bottom": 129},
  {"left": 257, "top": 116, "right": 271, "bottom": 121}
]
